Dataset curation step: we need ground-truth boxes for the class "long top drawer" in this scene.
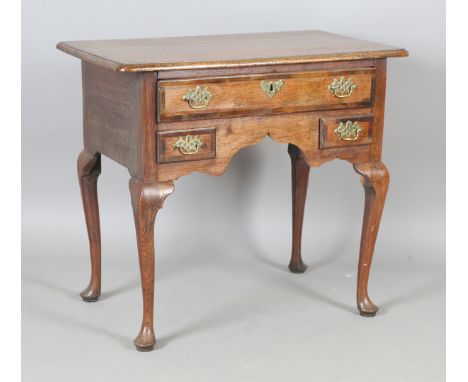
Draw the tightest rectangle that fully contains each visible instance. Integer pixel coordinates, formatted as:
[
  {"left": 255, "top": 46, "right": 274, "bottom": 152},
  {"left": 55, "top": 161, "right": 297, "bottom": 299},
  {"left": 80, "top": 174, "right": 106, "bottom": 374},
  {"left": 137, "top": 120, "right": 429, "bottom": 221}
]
[{"left": 157, "top": 68, "right": 375, "bottom": 122}]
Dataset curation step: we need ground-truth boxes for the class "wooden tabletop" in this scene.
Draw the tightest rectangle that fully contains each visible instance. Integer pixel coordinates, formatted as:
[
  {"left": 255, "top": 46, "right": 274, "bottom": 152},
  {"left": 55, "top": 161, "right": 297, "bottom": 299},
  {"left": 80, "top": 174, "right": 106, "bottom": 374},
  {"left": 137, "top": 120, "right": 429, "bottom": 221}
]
[{"left": 57, "top": 30, "right": 407, "bottom": 72}]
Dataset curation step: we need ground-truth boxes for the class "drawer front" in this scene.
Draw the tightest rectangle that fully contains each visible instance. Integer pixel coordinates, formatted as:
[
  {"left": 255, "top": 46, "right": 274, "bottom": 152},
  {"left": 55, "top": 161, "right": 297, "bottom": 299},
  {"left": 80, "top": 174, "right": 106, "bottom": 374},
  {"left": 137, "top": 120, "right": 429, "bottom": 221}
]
[
  {"left": 157, "top": 127, "right": 216, "bottom": 163},
  {"left": 320, "top": 115, "right": 373, "bottom": 149},
  {"left": 158, "top": 69, "right": 375, "bottom": 122}
]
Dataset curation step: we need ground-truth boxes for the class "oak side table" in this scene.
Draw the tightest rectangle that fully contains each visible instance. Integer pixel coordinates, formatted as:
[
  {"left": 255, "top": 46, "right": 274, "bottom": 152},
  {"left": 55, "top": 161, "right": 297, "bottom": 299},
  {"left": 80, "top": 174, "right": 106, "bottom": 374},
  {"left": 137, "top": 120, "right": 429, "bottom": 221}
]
[{"left": 57, "top": 30, "right": 408, "bottom": 351}]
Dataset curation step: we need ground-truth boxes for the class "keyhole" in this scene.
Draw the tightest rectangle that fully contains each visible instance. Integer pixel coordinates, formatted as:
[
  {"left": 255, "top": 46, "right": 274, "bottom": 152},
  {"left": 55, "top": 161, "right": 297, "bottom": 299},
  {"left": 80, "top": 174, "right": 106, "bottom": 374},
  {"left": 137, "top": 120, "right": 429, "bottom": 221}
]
[{"left": 269, "top": 83, "right": 274, "bottom": 92}]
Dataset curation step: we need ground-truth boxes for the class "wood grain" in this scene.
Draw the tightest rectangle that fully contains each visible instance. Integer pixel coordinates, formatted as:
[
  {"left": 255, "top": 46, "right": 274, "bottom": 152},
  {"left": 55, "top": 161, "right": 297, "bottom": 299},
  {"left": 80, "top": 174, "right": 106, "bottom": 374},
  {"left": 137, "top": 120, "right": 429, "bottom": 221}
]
[
  {"left": 158, "top": 69, "right": 375, "bottom": 122},
  {"left": 57, "top": 30, "right": 408, "bottom": 72},
  {"left": 77, "top": 150, "right": 102, "bottom": 302},
  {"left": 353, "top": 161, "right": 390, "bottom": 317},
  {"left": 157, "top": 128, "right": 216, "bottom": 163},
  {"left": 369, "top": 59, "right": 387, "bottom": 160},
  {"left": 129, "top": 179, "right": 174, "bottom": 351},
  {"left": 157, "top": 59, "right": 376, "bottom": 80},
  {"left": 319, "top": 115, "right": 373, "bottom": 149},
  {"left": 82, "top": 62, "right": 141, "bottom": 176},
  {"left": 138, "top": 72, "right": 159, "bottom": 181},
  {"left": 59, "top": 27, "right": 407, "bottom": 350},
  {"left": 155, "top": 108, "right": 375, "bottom": 182},
  {"left": 288, "top": 144, "right": 310, "bottom": 273}
]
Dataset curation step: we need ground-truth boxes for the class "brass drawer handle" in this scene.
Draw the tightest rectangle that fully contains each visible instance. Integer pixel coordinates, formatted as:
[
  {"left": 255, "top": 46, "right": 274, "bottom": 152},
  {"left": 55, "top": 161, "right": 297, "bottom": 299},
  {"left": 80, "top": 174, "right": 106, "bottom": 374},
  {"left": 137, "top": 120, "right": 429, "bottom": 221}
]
[
  {"left": 173, "top": 135, "right": 204, "bottom": 155},
  {"left": 260, "top": 79, "right": 284, "bottom": 97},
  {"left": 334, "top": 121, "right": 362, "bottom": 141},
  {"left": 182, "top": 86, "right": 212, "bottom": 109},
  {"left": 328, "top": 77, "right": 357, "bottom": 98}
]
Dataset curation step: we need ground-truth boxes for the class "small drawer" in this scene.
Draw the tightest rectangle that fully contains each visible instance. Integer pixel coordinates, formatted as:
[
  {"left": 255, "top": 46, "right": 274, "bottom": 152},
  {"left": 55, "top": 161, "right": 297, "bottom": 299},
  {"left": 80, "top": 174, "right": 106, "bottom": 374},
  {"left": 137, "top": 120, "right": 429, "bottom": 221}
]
[
  {"left": 158, "top": 69, "right": 375, "bottom": 122},
  {"left": 157, "top": 127, "right": 216, "bottom": 163},
  {"left": 319, "top": 116, "right": 373, "bottom": 149}
]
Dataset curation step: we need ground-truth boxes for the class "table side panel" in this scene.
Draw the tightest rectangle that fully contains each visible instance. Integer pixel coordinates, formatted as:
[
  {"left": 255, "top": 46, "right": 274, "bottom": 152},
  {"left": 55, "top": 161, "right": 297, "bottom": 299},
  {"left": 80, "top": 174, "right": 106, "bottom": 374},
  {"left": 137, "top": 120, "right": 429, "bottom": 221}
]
[{"left": 82, "top": 62, "right": 141, "bottom": 176}]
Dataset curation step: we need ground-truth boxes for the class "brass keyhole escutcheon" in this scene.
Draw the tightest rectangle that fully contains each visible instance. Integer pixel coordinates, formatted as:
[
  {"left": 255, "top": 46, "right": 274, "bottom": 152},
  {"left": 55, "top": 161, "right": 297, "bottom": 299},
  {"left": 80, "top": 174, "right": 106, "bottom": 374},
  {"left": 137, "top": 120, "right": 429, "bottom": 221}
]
[{"left": 260, "top": 79, "right": 284, "bottom": 98}]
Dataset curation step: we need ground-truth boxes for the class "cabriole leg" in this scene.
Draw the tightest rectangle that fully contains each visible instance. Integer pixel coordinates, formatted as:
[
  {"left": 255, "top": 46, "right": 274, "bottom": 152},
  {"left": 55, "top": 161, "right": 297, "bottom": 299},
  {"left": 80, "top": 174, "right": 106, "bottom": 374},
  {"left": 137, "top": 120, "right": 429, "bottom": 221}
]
[
  {"left": 77, "top": 150, "right": 102, "bottom": 302},
  {"left": 288, "top": 144, "right": 310, "bottom": 273},
  {"left": 129, "top": 178, "right": 174, "bottom": 351},
  {"left": 353, "top": 161, "right": 389, "bottom": 317}
]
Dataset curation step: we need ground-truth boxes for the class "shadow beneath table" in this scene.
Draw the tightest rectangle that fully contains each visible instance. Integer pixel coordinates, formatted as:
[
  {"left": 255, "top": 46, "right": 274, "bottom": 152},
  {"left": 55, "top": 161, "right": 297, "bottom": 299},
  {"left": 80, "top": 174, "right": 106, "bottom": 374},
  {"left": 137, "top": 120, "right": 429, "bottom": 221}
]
[
  {"left": 101, "top": 279, "right": 140, "bottom": 300},
  {"left": 379, "top": 277, "right": 445, "bottom": 314},
  {"left": 158, "top": 294, "right": 272, "bottom": 348},
  {"left": 22, "top": 274, "right": 133, "bottom": 349},
  {"left": 27, "top": 304, "right": 132, "bottom": 349},
  {"left": 22, "top": 273, "right": 76, "bottom": 299},
  {"left": 246, "top": 235, "right": 349, "bottom": 274},
  {"left": 160, "top": 272, "right": 445, "bottom": 347},
  {"left": 22, "top": 273, "right": 140, "bottom": 301}
]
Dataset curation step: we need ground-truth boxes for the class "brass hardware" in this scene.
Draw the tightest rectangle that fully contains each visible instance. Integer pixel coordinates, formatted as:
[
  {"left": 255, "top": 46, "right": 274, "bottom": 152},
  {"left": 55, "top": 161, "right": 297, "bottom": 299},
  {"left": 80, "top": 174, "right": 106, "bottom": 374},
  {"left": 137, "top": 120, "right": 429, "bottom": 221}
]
[
  {"left": 260, "top": 80, "right": 284, "bottom": 97},
  {"left": 328, "top": 77, "right": 357, "bottom": 98},
  {"left": 173, "top": 135, "right": 204, "bottom": 155},
  {"left": 182, "top": 86, "right": 212, "bottom": 109},
  {"left": 334, "top": 121, "right": 362, "bottom": 141}
]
